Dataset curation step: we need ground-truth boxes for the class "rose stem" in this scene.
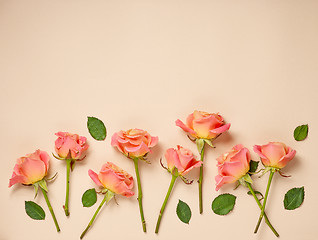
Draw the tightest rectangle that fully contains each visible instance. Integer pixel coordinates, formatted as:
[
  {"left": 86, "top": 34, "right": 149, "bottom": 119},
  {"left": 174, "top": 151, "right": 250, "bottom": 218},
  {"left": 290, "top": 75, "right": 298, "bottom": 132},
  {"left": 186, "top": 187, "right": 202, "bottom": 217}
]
[
  {"left": 254, "top": 170, "right": 275, "bottom": 234},
  {"left": 246, "top": 182, "right": 279, "bottom": 237},
  {"left": 80, "top": 191, "right": 114, "bottom": 239},
  {"left": 155, "top": 174, "right": 178, "bottom": 234},
  {"left": 133, "top": 158, "right": 147, "bottom": 232},
  {"left": 198, "top": 144, "right": 205, "bottom": 214},
  {"left": 64, "top": 158, "right": 71, "bottom": 216},
  {"left": 40, "top": 187, "right": 60, "bottom": 232}
]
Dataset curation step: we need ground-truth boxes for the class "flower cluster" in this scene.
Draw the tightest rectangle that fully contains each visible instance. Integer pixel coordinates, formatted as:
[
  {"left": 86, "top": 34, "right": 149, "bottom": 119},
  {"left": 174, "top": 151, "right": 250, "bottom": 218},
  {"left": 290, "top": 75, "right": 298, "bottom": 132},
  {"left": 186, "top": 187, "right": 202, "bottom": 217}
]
[
  {"left": 215, "top": 142, "right": 296, "bottom": 237},
  {"left": 8, "top": 111, "right": 302, "bottom": 238}
]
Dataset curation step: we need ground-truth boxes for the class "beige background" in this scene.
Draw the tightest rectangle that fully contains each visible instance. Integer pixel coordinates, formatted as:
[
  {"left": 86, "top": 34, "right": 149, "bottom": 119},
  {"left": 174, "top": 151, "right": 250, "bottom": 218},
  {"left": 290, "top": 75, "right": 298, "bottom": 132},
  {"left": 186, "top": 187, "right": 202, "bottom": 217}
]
[{"left": 0, "top": 1, "right": 317, "bottom": 240}]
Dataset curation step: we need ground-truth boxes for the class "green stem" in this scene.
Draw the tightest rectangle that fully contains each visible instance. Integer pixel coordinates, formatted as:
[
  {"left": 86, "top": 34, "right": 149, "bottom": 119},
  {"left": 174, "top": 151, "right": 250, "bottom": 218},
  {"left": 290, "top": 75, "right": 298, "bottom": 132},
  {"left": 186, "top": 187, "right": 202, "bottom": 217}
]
[
  {"left": 246, "top": 182, "right": 279, "bottom": 237},
  {"left": 198, "top": 145, "right": 205, "bottom": 214},
  {"left": 64, "top": 158, "right": 71, "bottom": 216},
  {"left": 155, "top": 174, "right": 178, "bottom": 234},
  {"left": 40, "top": 188, "right": 60, "bottom": 232},
  {"left": 80, "top": 191, "right": 114, "bottom": 239},
  {"left": 254, "top": 170, "right": 275, "bottom": 234},
  {"left": 133, "top": 158, "right": 147, "bottom": 232}
]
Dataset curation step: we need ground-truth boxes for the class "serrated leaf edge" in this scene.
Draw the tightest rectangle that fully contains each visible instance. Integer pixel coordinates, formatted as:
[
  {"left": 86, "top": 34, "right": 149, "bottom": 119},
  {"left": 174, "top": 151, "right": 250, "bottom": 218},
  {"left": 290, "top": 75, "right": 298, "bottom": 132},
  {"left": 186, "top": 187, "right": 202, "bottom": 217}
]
[
  {"left": 284, "top": 186, "right": 305, "bottom": 210},
  {"left": 212, "top": 193, "right": 237, "bottom": 216},
  {"left": 176, "top": 199, "right": 192, "bottom": 224},
  {"left": 87, "top": 116, "right": 107, "bottom": 141},
  {"left": 25, "top": 201, "right": 46, "bottom": 220},
  {"left": 82, "top": 188, "right": 97, "bottom": 207}
]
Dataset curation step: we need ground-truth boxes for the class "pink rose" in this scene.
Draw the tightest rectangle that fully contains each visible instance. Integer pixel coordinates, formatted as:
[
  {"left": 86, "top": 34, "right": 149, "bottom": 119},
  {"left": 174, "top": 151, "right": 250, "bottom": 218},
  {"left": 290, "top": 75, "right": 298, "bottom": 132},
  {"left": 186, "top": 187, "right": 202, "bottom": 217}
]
[
  {"left": 176, "top": 110, "right": 230, "bottom": 139},
  {"left": 215, "top": 144, "right": 250, "bottom": 191},
  {"left": 88, "top": 162, "right": 134, "bottom": 197},
  {"left": 9, "top": 150, "right": 49, "bottom": 187},
  {"left": 165, "top": 145, "right": 202, "bottom": 176},
  {"left": 253, "top": 142, "right": 296, "bottom": 169},
  {"left": 55, "top": 132, "right": 89, "bottom": 160},
  {"left": 111, "top": 128, "right": 158, "bottom": 158}
]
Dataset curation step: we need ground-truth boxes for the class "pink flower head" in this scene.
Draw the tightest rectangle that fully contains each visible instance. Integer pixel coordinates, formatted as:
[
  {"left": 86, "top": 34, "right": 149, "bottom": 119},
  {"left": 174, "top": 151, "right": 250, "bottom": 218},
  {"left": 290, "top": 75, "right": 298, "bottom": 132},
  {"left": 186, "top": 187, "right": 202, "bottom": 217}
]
[
  {"left": 55, "top": 132, "right": 89, "bottom": 160},
  {"left": 165, "top": 145, "right": 202, "bottom": 176},
  {"left": 88, "top": 162, "right": 134, "bottom": 197},
  {"left": 111, "top": 128, "right": 158, "bottom": 159},
  {"left": 176, "top": 110, "right": 230, "bottom": 140},
  {"left": 253, "top": 142, "right": 296, "bottom": 169},
  {"left": 215, "top": 144, "right": 250, "bottom": 191},
  {"left": 9, "top": 150, "right": 50, "bottom": 187}
]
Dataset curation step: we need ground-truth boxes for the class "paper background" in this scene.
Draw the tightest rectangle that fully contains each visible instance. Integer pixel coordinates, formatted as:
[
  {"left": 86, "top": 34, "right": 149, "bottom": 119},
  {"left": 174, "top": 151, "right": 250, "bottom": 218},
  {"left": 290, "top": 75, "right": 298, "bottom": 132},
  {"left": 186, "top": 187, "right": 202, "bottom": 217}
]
[{"left": 1, "top": 1, "right": 317, "bottom": 239}]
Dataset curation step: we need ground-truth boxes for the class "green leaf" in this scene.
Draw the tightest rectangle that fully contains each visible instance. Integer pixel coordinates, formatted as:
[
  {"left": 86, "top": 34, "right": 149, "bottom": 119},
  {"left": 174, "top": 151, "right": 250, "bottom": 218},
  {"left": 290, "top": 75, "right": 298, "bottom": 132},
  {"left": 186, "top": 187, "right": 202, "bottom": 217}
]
[
  {"left": 176, "top": 200, "right": 191, "bottom": 224},
  {"left": 87, "top": 116, "right": 107, "bottom": 141},
  {"left": 247, "top": 190, "right": 264, "bottom": 200},
  {"left": 82, "top": 188, "right": 97, "bottom": 207},
  {"left": 284, "top": 187, "right": 305, "bottom": 210},
  {"left": 212, "top": 193, "right": 236, "bottom": 215},
  {"left": 249, "top": 160, "right": 259, "bottom": 173},
  {"left": 294, "top": 124, "right": 308, "bottom": 141},
  {"left": 25, "top": 201, "right": 45, "bottom": 220}
]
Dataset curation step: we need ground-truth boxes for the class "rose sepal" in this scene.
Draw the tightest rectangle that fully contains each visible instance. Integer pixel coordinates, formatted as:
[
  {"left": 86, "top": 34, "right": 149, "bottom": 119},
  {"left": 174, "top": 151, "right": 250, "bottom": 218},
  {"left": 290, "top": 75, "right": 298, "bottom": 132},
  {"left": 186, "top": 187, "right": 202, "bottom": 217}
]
[
  {"left": 204, "top": 139, "right": 215, "bottom": 148},
  {"left": 259, "top": 166, "right": 279, "bottom": 178},
  {"left": 52, "top": 153, "right": 65, "bottom": 160},
  {"left": 196, "top": 139, "right": 205, "bottom": 153},
  {"left": 239, "top": 174, "right": 253, "bottom": 187}
]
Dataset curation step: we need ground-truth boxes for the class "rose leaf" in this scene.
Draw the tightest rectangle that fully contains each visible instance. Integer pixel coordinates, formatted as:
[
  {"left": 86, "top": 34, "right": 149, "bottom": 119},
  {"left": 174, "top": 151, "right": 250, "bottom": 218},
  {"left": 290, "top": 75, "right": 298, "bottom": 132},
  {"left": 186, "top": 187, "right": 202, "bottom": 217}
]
[
  {"left": 284, "top": 186, "right": 305, "bottom": 210},
  {"left": 212, "top": 193, "right": 236, "bottom": 216},
  {"left": 25, "top": 201, "right": 46, "bottom": 220},
  {"left": 249, "top": 160, "right": 259, "bottom": 174},
  {"left": 82, "top": 188, "right": 97, "bottom": 207},
  {"left": 294, "top": 124, "right": 308, "bottom": 141},
  {"left": 87, "top": 116, "right": 107, "bottom": 141},
  {"left": 176, "top": 200, "right": 191, "bottom": 224}
]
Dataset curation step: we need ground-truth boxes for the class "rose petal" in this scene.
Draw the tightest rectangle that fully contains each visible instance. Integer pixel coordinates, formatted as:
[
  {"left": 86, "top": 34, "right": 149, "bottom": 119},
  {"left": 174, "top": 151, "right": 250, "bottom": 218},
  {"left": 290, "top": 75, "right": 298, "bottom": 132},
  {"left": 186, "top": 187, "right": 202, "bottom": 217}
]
[
  {"left": 18, "top": 158, "right": 46, "bottom": 184},
  {"left": 88, "top": 169, "right": 103, "bottom": 187},
  {"left": 253, "top": 145, "right": 271, "bottom": 166},
  {"left": 175, "top": 119, "right": 197, "bottom": 137},
  {"left": 149, "top": 136, "right": 159, "bottom": 148},
  {"left": 124, "top": 142, "right": 150, "bottom": 158},
  {"left": 165, "top": 148, "right": 181, "bottom": 172},
  {"left": 181, "top": 160, "right": 202, "bottom": 176},
  {"left": 9, "top": 173, "right": 27, "bottom": 187},
  {"left": 215, "top": 175, "right": 236, "bottom": 191},
  {"left": 277, "top": 148, "right": 296, "bottom": 168},
  {"left": 210, "top": 123, "right": 231, "bottom": 135}
]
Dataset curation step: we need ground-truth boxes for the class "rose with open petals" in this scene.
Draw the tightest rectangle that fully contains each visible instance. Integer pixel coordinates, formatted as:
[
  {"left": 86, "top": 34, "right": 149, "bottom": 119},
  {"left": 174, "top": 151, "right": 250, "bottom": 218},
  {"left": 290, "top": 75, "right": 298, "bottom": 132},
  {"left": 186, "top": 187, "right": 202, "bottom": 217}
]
[
  {"left": 88, "top": 162, "right": 134, "bottom": 197},
  {"left": 9, "top": 150, "right": 49, "bottom": 187},
  {"left": 215, "top": 144, "right": 250, "bottom": 191},
  {"left": 176, "top": 110, "right": 230, "bottom": 140},
  {"left": 111, "top": 128, "right": 158, "bottom": 159},
  {"left": 253, "top": 142, "right": 296, "bottom": 169},
  {"left": 55, "top": 132, "right": 89, "bottom": 160},
  {"left": 165, "top": 145, "right": 202, "bottom": 176}
]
